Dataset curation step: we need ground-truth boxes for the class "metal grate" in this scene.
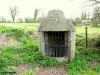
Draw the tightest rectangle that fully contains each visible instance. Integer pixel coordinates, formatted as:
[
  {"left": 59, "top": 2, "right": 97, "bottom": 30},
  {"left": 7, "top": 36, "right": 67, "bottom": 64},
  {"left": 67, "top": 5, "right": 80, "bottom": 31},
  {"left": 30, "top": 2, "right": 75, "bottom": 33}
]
[{"left": 44, "top": 32, "right": 67, "bottom": 57}]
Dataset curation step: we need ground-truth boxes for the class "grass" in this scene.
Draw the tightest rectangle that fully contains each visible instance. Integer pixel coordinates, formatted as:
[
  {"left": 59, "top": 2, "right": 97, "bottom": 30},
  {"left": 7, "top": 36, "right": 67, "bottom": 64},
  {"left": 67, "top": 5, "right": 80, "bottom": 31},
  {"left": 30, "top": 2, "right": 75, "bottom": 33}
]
[
  {"left": 1, "top": 23, "right": 100, "bottom": 34},
  {"left": 0, "top": 23, "right": 100, "bottom": 74},
  {"left": 0, "top": 26, "right": 58, "bottom": 73},
  {"left": 65, "top": 47, "right": 100, "bottom": 75},
  {"left": 76, "top": 26, "right": 100, "bottom": 35},
  {"left": 0, "top": 23, "right": 39, "bottom": 32}
]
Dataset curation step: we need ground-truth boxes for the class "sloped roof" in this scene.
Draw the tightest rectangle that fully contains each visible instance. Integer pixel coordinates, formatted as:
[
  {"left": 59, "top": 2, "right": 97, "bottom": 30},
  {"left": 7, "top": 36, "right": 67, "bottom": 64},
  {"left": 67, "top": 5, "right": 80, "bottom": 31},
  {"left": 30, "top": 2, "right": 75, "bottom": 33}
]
[{"left": 38, "top": 10, "right": 75, "bottom": 31}]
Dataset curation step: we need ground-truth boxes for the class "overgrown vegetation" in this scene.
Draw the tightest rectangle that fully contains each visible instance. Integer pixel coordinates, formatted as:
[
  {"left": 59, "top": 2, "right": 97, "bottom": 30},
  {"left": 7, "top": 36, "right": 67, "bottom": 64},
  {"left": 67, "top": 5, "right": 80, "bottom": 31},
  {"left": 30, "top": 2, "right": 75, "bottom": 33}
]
[
  {"left": 21, "top": 71, "right": 35, "bottom": 75},
  {"left": 0, "top": 25, "right": 100, "bottom": 75},
  {"left": 0, "top": 26, "right": 58, "bottom": 72},
  {"left": 64, "top": 35, "right": 100, "bottom": 75}
]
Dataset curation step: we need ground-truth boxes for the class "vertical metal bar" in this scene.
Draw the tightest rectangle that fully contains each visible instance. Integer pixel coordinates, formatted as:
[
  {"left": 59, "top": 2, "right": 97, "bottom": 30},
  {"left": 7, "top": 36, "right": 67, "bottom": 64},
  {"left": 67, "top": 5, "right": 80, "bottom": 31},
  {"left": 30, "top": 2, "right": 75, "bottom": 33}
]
[
  {"left": 54, "top": 32, "right": 56, "bottom": 57},
  {"left": 47, "top": 32, "right": 49, "bottom": 56},
  {"left": 63, "top": 32, "right": 65, "bottom": 57},
  {"left": 57, "top": 32, "right": 58, "bottom": 57},
  {"left": 65, "top": 32, "right": 67, "bottom": 56},
  {"left": 62, "top": 32, "right": 63, "bottom": 57},
  {"left": 48, "top": 32, "right": 50, "bottom": 56},
  {"left": 58, "top": 32, "right": 60, "bottom": 57},
  {"left": 53, "top": 32, "right": 54, "bottom": 57},
  {"left": 49, "top": 32, "right": 52, "bottom": 56},
  {"left": 59, "top": 32, "right": 61, "bottom": 57},
  {"left": 50, "top": 32, "right": 52, "bottom": 57},
  {"left": 51, "top": 32, "right": 54, "bottom": 57},
  {"left": 45, "top": 32, "right": 48, "bottom": 56},
  {"left": 53, "top": 32, "right": 55, "bottom": 57}
]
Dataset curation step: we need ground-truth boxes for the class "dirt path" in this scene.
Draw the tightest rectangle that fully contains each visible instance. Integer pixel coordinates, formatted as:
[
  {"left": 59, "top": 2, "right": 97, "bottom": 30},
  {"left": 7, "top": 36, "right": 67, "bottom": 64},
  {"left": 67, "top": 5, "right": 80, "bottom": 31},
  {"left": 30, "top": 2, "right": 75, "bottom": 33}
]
[
  {"left": 0, "top": 35, "right": 20, "bottom": 46},
  {"left": 16, "top": 64, "right": 67, "bottom": 75}
]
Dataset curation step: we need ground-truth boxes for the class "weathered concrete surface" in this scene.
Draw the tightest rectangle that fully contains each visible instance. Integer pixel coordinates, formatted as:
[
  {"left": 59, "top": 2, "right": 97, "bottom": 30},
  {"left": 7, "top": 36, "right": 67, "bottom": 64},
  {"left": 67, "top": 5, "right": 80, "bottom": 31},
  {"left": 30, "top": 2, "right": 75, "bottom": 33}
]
[
  {"left": 38, "top": 10, "right": 76, "bottom": 62},
  {"left": 68, "top": 30, "right": 76, "bottom": 62},
  {"left": 38, "top": 10, "right": 73, "bottom": 31}
]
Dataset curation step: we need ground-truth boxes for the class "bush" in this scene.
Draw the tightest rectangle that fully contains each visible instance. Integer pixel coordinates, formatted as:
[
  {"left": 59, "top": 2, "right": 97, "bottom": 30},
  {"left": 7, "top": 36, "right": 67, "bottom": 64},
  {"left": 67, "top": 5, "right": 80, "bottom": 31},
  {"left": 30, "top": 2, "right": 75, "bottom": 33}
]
[
  {"left": 0, "top": 46, "right": 23, "bottom": 70},
  {"left": 2, "top": 52, "right": 22, "bottom": 66},
  {"left": 94, "top": 38, "right": 100, "bottom": 47},
  {"left": 22, "top": 51, "right": 43, "bottom": 63},
  {"left": 39, "top": 57, "right": 58, "bottom": 67},
  {"left": 76, "top": 35, "right": 85, "bottom": 46},
  {"left": 4, "top": 66, "right": 18, "bottom": 72},
  {"left": 2, "top": 28, "right": 24, "bottom": 40},
  {"left": 20, "top": 43, "right": 58, "bottom": 67},
  {"left": 65, "top": 56, "right": 89, "bottom": 75},
  {"left": 17, "top": 42, "right": 58, "bottom": 67},
  {"left": 93, "top": 65, "right": 100, "bottom": 73},
  {"left": 79, "top": 70, "right": 99, "bottom": 75},
  {"left": 0, "top": 26, "right": 58, "bottom": 68},
  {"left": 0, "top": 56, "right": 9, "bottom": 70},
  {"left": 65, "top": 46, "right": 100, "bottom": 74},
  {"left": 21, "top": 71, "right": 35, "bottom": 75},
  {"left": 2, "top": 46, "right": 19, "bottom": 54},
  {"left": 79, "top": 48, "right": 100, "bottom": 61}
]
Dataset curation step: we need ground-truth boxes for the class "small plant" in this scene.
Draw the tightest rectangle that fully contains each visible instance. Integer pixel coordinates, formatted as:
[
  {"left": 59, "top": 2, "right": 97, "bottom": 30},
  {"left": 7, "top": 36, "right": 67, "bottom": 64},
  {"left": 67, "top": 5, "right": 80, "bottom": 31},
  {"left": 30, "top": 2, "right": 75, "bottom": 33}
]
[
  {"left": 65, "top": 57, "right": 89, "bottom": 74},
  {"left": 76, "top": 35, "right": 85, "bottom": 46},
  {"left": 0, "top": 56, "right": 9, "bottom": 70},
  {"left": 2, "top": 52, "right": 22, "bottom": 66},
  {"left": 21, "top": 71, "right": 35, "bottom": 75},
  {"left": 39, "top": 57, "right": 58, "bottom": 67},
  {"left": 93, "top": 65, "right": 100, "bottom": 73},
  {"left": 4, "top": 66, "right": 18, "bottom": 72},
  {"left": 80, "top": 70, "right": 99, "bottom": 75},
  {"left": 2, "top": 28, "right": 25, "bottom": 40},
  {"left": 94, "top": 38, "right": 100, "bottom": 48}
]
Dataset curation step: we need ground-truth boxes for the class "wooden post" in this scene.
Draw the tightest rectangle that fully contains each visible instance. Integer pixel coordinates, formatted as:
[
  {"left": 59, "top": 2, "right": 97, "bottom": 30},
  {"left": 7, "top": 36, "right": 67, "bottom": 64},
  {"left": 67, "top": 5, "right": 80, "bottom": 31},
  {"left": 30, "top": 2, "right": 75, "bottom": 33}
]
[{"left": 85, "top": 27, "right": 88, "bottom": 48}]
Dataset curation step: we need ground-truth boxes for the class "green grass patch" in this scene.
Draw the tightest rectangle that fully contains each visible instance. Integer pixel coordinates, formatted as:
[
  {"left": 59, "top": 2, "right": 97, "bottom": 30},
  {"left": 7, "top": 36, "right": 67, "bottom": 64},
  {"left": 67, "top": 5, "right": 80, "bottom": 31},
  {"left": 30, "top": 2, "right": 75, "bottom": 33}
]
[
  {"left": 65, "top": 47, "right": 100, "bottom": 75},
  {"left": 93, "top": 65, "right": 100, "bottom": 73},
  {"left": 0, "top": 26, "right": 58, "bottom": 71},
  {"left": 0, "top": 24, "right": 100, "bottom": 74}
]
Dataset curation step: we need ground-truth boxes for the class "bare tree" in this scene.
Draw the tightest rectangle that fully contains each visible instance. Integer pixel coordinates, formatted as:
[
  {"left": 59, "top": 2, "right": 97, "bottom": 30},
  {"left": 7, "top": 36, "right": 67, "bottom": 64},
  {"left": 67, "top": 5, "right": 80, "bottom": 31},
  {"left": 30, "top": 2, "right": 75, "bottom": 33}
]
[
  {"left": 33, "top": 8, "right": 40, "bottom": 22},
  {"left": 0, "top": 16, "right": 6, "bottom": 23},
  {"left": 9, "top": 5, "right": 19, "bottom": 22}
]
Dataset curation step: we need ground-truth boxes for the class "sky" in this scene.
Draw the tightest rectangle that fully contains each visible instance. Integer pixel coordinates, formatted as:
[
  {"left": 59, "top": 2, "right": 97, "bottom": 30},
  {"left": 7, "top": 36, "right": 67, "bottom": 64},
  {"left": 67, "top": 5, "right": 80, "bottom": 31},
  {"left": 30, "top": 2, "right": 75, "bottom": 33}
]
[{"left": 0, "top": 0, "right": 87, "bottom": 20}]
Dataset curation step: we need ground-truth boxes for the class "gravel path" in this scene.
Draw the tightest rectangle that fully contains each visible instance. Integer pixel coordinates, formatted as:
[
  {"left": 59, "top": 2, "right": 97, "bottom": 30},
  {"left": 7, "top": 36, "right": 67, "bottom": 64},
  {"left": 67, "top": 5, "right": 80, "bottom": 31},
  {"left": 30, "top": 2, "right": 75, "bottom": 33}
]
[
  {"left": 16, "top": 64, "right": 67, "bottom": 75},
  {"left": 0, "top": 35, "right": 20, "bottom": 46}
]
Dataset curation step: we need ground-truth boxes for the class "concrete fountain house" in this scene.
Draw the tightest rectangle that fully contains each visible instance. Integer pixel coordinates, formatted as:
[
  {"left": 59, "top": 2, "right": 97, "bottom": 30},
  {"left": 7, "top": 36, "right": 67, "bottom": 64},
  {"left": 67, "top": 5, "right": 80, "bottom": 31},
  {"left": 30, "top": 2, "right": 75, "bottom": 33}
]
[{"left": 38, "top": 10, "right": 76, "bottom": 62}]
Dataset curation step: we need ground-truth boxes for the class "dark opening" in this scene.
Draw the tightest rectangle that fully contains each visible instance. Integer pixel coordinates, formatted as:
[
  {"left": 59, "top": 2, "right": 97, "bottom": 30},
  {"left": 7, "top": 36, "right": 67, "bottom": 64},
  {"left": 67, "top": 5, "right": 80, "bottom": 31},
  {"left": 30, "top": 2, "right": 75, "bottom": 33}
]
[{"left": 44, "top": 32, "right": 67, "bottom": 57}]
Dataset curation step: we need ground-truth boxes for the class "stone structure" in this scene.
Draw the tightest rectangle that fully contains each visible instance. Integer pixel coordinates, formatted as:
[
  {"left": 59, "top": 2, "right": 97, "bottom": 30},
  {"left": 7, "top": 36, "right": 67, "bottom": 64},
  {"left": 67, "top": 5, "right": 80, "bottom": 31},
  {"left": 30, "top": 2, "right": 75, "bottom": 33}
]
[{"left": 38, "top": 10, "right": 76, "bottom": 62}]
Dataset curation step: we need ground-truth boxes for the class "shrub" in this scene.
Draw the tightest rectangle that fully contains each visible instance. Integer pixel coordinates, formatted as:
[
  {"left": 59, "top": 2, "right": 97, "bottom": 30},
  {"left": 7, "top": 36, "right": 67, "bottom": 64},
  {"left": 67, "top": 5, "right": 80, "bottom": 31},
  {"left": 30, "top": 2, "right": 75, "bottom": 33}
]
[
  {"left": 21, "top": 71, "right": 35, "bottom": 75},
  {"left": 0, "top": 56, "right": 9, "bottom": 70},
  {"left": 2, "top": 46, "right": 23, "bottom": 66},
  {"left": 79, "top": 70, "right": 99, "bottom": 75},
  {"left": 65, "top": 56, "right": 89, "bottom": 75},
  {"left": 18, "top": 43, "right": 39, "bottom": 53},
  {"left": 2, "top": 28, "right": 24, "bottom": 40},
  {"left": 2, "top": 46, "right": 19, "bottom": 54},
  {"left": 76, "top": 35, "right": 85, "bottom": 46},
  {"left": 18, "top": 43, "right": 58, "bottom": 67},
  {"left": 2, "top": 52, "right": 22, "bottom": 66},
  {"left": 93, "top": 38, "right": 100, "bottom": 47},
  {"left": 0, "top": 46, "right": 23, "bottom": 70},
  {"left": 65, "top": 47, "right": 100, "bottom": 74},
  {"left": 39, "top": 57, "right": 58, "bottom": 67},
  {"left": 0, "top": 26, "right": 58, "bottom": 68},
  {"left": 4, "top": 66, "right": 18, "bottom": 72},
  {"left": 76, "top": 46, "right": 85, "bottom": 55},
  {"left": 93, "top": 65, "right": 100, "bottom": 73},
  {"left": 79, "top": 48, "right": 100, "bottom": 61},
  {"left": 22, "top": 51, "right": 43, "bottom": 63}
]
